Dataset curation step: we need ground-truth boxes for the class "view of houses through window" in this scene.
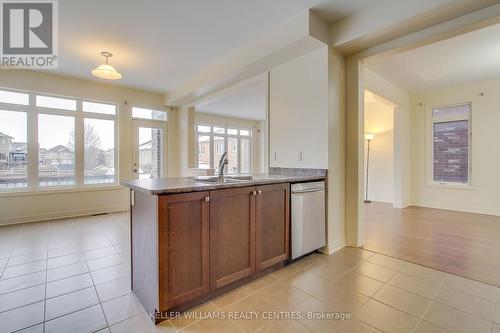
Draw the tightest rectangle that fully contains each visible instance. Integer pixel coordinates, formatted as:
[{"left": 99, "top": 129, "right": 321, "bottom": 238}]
[
  {"left": 138, "top": 127, "right": 163, "bottom": 179},
  {"left": 0, "top": 110, "right": 27, "bottom": 188},
  {"left": 0, "top": 88, "right": 117, "bottom": 189},
  {"left": 196, "top": 124, "right": 251, "bottom": 174}
]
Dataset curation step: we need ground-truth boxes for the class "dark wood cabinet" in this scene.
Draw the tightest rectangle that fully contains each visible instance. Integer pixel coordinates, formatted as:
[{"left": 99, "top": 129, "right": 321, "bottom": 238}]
[
  {"left": 158, "top": 191, "right": 210, "bottom": 310},
  {"left": 255, "top": 183, "right": 290, "bottom": 270},
  {"left": 209, "top": 187, "right": 256, "bottom": 289},
  {"left": 131, "top": 183, "right": 291, "bottom": 323}
]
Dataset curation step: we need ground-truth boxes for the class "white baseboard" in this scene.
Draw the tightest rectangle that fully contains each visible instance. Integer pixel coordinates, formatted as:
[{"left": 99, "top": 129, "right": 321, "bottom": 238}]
[
  {"left": 320, "top": 238, "right": 346, "bottom": 254},
  {"left": 0, "top": 205, "right": 130, "bottom": 226},
  {"left": 410, "top": 201, "right": 500, "bottom": 217}
]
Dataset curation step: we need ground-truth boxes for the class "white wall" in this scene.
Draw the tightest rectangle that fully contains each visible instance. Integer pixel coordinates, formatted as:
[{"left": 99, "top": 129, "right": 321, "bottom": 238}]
[
  {"left": 0, "top": 70, "right": 169, "bottom": 225},
  {"left": 269, "top": 47, "right": 329, "bottom": 169},
  {"left": 327, "top": 48, "right": 346, "bottom": 253},
  {"left": 411, "top": 77, "right": 500, "bottom": 215},
  {"left": 364, "top": 68, "right": 411, "bottom": 208},
  {"left": 268, "top": 46, "right": 346, "bottom": 254},
  {"left": 364, "top": 100, "right": 394, "bottom": 203}
]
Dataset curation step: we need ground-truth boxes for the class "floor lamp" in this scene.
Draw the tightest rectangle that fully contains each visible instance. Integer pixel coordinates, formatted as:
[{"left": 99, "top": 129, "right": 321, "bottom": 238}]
[{"left": 364, "top": 133, "right": 376, "bottom": 203}]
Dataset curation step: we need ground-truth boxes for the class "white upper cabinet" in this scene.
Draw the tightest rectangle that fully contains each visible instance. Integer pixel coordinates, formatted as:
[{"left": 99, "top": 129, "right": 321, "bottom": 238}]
[{"left": 269, "top": 47, "right": 329, "bottom": 169}]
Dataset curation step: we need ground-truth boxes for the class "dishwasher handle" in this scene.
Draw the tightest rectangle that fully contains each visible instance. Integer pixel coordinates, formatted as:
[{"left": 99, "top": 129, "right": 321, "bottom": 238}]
[{"left": 291, "top": 187, "right": 324, "bottom": 194}]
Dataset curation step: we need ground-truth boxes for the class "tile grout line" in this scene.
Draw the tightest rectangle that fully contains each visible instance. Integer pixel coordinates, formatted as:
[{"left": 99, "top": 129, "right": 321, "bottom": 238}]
[
  {"left": 42, "top": 220, "right": 50, "bottom": 333},
  {"left": 0, "top": 225, "right": 22, "bottom": 278},
  {"left": 349, "top": 253, "right": 434, "bottom": 333},
  {"left": 362, "top": 253, "right": 497, "bottom": 333},
  {"left": 3, "top": 220, "right": 500, "bottom": 332},
  {"left": 87, "top": 215, "right": 114, "bottom": 331},
  {"left": 0, "top": 259, "right": 129, "bottom": 300},
  {"left": 364, "top": 247, "right": 500, "bottom": 290}
]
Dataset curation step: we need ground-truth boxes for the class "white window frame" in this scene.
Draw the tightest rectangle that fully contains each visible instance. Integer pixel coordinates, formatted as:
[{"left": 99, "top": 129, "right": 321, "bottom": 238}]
[
  {"left": 426, "top": 102, "right": 472, "bottom": 189},
  {"left": 194, "top": 124, "right": 252, "bottom": 174},
  {"left": 0, "top": 87, "right": 119, "bottom": 193},
  {"left": 131, "top": 106, "right": 169, "bottom": 180}
]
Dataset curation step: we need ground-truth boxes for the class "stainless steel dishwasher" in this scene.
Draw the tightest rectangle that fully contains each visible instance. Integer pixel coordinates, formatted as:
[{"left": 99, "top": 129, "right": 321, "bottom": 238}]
[{"left": 291, "top": 181, "right": 326, "bottom": 259}]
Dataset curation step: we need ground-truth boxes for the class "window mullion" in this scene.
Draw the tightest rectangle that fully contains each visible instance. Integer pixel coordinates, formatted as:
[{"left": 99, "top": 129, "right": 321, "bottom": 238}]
[
  {"left": 27, "top": 93, "right": 38, "bottom": 189},
  {"left": 224, "top": 135, "right": 228, "bottom": 174},
  {"left": 75, "top": 101, "right": 84, "bottom": 186},
  {"left": 238, "top": 137, "right": 241, "bottom": 174},
  {"left": 209, "top": 134, "right": 214, "bottom": 170}
]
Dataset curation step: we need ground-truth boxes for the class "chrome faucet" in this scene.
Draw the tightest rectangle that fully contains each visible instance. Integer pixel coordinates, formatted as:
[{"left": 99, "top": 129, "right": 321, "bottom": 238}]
[{"left": 217, "top": 152, "right": 228, "bottom": 181}]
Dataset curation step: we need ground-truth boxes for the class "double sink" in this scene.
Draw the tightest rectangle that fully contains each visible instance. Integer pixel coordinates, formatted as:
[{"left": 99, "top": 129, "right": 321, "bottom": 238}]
[{"left": 191, "top": 175, "right": 253, "bottom": 184}]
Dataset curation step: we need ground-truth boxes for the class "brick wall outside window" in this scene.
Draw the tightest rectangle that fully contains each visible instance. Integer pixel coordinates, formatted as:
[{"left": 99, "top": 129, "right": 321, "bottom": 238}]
[{"left": 433, "top": 120, "right": 469, "bottom": 183}]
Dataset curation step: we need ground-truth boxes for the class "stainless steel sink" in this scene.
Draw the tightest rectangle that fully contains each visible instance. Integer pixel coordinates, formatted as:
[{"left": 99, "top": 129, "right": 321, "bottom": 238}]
[
  {"left": 192, "top": 175, "right": 253, "bottom": 183},
  {"left": 226, "top": 175, "right": 253, "bottom": 181}
]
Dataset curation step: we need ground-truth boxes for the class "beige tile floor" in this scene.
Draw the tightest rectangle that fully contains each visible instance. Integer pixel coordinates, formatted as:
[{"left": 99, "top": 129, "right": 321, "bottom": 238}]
[{"left": 1, "top": 213, "right": 500, "bottom": 332}]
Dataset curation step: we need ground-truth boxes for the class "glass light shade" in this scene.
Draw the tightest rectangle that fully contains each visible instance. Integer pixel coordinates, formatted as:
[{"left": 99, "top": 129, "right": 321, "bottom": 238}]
[
  {"left": 91, "top": 64, "right": 122, "bottom": 80},
  {"left": 365, "top": 133, "right": 376, "bottom": 141}
]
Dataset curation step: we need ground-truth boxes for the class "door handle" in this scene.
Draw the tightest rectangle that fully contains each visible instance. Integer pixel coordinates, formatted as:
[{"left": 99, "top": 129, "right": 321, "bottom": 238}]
[
  {"left": 257, "top": 190, "right": 262, "bottom": 195},
  {"left": 252, "top": 190, "right": 257, "bottom": 196}
]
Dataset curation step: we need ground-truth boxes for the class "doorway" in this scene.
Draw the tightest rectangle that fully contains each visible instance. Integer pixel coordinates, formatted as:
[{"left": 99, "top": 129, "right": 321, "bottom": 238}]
[
  {"left": 363, "top": 90, "right": 397, "bottom": 205},
  {"left": 132, "top": 119, "right": 167, "bottom": 179}
]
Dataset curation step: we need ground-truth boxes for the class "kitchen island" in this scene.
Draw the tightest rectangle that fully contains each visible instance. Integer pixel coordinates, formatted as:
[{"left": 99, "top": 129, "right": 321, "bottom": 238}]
[{"left": 122, "top": 170, "right": 326, "bottom": 323}]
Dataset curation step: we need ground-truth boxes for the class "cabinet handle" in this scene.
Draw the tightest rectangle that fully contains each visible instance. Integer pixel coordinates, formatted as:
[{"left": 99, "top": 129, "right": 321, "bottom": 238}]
[
  {"left": 205, "top": 196, "right": 210, "bottom": 202},
  {"left": 257, "top": 190, "right": 262, "bottom": 195},
  {"left": 252, "top": 190, "right": 257, "bottom": 196}
]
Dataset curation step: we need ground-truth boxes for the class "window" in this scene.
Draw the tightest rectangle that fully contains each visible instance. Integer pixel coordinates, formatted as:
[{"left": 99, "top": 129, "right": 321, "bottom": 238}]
[
  {"left": 137, "top": 127, "right": 163, "bottom": 179},
  {"left": 197, "top": 135, "right": 210, "bottom": 169},
  {"left": 432, "top": 103, "right": 470, "bottom": 185},
  {"left": 84, "top": 118, "right": 115, "bottom": 184},
  {"left": 195, "top": 124, "right": 252, "bottom": 174},
  {"left": 132, "top": 107, "right": 167, "bottom": 121},
  {"left": 82, "top": 101, "right": 116, "bottom": 115},
  {"left": 0, "top": 90, "right": 29, "bottom": 105},
  {"left": 227, "top": 137, "right": 238, "bottom": 173},
  {"left": 36, "top": 95, "right": 77, "bottom": 111},
  {"left": 0, "top": 88, "right": 118, "bottom": 192},
  {"left": 38, "top": 114, "right": 75, "bottom": 186},
  {"left": 240, "top": 137, "right": 251, "bottom": 174},
  {"left": 0, "top": 110, "right": 27, "bottom": 189}
]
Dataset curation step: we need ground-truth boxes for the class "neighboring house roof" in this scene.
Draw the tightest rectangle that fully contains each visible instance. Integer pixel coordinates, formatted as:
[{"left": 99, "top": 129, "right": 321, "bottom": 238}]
[
  {"left": 0, "top": 132, "right": 14, "bottom": 139},
  {"left": 48, "top": 145, "right": 73, "bottom": 153},
  {"left": 12, "top": 142, "right": 27, "bottom": 152}
]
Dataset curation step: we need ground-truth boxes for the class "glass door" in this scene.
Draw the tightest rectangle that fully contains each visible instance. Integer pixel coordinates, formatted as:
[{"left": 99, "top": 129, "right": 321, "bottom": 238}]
[{"left": 132, "top": 120, "right": 167, "bottom": 179}]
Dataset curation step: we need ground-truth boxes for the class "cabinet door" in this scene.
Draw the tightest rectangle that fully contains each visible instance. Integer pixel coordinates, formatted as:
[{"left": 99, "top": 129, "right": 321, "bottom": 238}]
[
  {"left": 255, "top": 183, "right": 290, "bottom": 270},
  {"left": 158, "top": 191, "right": 210, "bottom": 310},
  {"left": 210, "top": 187, "right": 256, "bottom": 289}
]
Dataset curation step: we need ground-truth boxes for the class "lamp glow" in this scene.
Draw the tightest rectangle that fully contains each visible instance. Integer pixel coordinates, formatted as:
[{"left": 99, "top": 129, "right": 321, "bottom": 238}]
[
  {"left": 365, "top": 133, "right": 376, "bottom": 141},
  {"left": 91, "top": 52, "right": 122, "bottom": 80}
]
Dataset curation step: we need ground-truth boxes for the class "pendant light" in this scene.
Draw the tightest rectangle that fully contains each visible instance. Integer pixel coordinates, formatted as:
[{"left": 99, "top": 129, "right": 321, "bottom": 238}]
[{"left": 91, "top": 51, "right": 122, "bottom": 80}]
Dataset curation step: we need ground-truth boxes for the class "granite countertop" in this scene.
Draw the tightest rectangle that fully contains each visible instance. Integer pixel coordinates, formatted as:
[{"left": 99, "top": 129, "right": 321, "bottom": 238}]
[{"left": 121, "top": 173, "right": 326, "bottom": 195}]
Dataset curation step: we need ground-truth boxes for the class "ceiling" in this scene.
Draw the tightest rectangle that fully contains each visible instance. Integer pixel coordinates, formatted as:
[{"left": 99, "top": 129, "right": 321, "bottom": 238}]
[
  {"left": 365, "top": 23, "right": 500, "bottom": 93},
  {"left": 56, "top": 0, "right": 375, "bottom": 93},
  {"left": 195, "top": 78, "right": 266, "bottom": 121}
]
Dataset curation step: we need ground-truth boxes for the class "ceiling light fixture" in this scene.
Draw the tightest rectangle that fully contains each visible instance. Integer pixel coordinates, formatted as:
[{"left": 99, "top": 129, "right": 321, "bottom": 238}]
[{"left": 91, "top": 51, "right": 122, "bottom": 80}]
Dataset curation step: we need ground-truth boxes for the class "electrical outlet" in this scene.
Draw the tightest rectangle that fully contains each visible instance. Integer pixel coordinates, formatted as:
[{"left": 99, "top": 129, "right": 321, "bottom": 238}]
[{"left": 297, "top": 152, "right": 303, "bottom": 161}]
